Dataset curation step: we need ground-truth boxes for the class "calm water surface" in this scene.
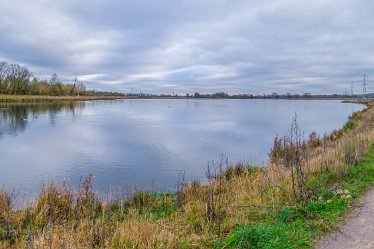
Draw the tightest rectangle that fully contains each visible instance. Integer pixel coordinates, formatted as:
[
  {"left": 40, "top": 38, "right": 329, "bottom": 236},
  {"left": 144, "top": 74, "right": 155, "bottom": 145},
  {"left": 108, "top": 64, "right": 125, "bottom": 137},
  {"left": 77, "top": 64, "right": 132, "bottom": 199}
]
[{"left": 0, "top": 99, "right": 364, "bottom": 200}]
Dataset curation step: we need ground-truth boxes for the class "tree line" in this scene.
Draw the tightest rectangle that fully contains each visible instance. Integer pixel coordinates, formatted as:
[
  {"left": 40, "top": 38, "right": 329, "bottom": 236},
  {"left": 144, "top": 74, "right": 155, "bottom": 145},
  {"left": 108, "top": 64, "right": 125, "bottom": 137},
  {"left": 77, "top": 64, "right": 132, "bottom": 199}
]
[{"left": 0, "top": 61, "right": 123, "bottom": 96}]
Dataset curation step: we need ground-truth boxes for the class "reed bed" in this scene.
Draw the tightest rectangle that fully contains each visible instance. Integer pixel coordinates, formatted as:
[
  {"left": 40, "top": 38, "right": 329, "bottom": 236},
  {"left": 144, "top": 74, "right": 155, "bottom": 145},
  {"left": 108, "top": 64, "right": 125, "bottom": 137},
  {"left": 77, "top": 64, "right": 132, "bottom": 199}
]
[{"left": 0, "top": 94, "right": 127, "bottom": 103}]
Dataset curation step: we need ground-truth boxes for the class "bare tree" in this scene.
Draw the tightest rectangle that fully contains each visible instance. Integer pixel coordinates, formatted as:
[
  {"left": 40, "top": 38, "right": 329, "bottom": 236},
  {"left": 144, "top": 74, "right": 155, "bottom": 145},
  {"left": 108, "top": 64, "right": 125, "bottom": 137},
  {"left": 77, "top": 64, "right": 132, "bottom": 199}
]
[
  {"left": 50, "top": 73, "right": 60, "bottom": 84},
  {"left": 4, "top": 63, "right": 32, "bottom": 94}
]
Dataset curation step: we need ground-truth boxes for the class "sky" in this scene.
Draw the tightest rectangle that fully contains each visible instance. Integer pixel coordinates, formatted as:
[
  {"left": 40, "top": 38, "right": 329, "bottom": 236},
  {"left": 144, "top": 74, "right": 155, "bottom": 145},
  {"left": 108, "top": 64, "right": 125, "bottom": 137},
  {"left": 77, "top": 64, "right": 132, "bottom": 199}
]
[{"left": 0, "top": 0, "right": 373, "bottom": 94}]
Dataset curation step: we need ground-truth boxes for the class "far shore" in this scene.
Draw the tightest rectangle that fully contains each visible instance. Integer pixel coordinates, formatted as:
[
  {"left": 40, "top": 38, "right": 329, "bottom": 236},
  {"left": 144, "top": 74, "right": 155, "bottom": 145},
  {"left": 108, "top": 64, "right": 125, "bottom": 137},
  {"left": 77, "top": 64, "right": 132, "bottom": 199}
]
[
  {"left": 0, "top": 94, "right": 130, "bottom": 103},
  {"left": 1, "top": 93, "right": 373, "bottom": 103}
]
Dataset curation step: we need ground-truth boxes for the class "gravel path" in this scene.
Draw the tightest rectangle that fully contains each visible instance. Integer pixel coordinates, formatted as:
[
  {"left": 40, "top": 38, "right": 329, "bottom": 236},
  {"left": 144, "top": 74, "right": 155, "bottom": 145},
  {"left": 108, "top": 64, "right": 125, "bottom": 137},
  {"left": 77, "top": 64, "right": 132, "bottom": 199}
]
[{"left": 316, "top": 187, "right": 374, "bottom": 249}]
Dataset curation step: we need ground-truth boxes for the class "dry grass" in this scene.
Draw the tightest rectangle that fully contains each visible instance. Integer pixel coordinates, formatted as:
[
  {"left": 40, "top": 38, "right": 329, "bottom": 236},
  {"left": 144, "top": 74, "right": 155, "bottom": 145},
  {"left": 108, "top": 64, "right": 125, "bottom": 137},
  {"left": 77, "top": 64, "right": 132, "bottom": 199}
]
[
  {"left": 0, "top": 94, "right": 128, "bottom": 103},
  {"left": 0, "top": 100, "right": 373, "bottom": 248}
]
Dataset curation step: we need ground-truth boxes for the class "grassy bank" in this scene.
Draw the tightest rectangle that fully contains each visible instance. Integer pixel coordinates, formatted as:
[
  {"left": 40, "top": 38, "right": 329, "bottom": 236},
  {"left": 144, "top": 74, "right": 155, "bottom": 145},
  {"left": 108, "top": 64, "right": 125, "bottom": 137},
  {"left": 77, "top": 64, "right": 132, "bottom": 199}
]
[
  {"left": 220, "top": 143, "right": 374, "bottom": 248},
  {"left": 0, "top": 100, "right": 373, "bottom": 248},
  {"left": 0, "top": 94, "right": 128, "bottom": 103}
]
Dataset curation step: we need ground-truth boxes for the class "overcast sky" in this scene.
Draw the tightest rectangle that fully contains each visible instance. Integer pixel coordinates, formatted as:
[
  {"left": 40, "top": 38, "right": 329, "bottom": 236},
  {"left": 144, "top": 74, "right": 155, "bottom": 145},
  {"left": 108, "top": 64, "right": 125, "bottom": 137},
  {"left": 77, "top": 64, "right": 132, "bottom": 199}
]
[{"left": 0, "top": 0, "right": 373, "bottom": 94}]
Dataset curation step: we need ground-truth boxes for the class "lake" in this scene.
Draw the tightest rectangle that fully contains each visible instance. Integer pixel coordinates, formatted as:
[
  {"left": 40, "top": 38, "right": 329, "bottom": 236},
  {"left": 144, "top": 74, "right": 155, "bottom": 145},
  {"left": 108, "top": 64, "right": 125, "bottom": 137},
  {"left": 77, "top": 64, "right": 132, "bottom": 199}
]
[{"left": 0, "top": 99, "right": 364, "bottom": 202}]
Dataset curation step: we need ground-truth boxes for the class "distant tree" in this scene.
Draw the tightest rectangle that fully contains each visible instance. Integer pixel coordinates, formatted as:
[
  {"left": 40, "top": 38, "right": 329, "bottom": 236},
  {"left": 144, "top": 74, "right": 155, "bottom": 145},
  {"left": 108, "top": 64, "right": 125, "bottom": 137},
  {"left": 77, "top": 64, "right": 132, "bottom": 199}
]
[
  {"left": 303, "top": 92, "right": 311, "bottom": 97},
  {"left": 0, "top": 60, "right": 123, "bottom": 97},
  {"left": 77, "top": 82, "right": 86, "bottom": 95},
  {"left": 194, "top": 92, "right": 201, "bottom": 98},
  {"left": 70, "top": 75, "right": 78, "bottom": 95},
  {"left": 0, "top": 61, "right": 8, "bottom": 93},
  {"left": 212, "top": 92, "right": 229, "bottom": 98},
  {"left": 50, "top": 73, "right": 60, "bottom": 84},
  {"left": 6, "top": 63, "right": 32, "bottom": 94}
]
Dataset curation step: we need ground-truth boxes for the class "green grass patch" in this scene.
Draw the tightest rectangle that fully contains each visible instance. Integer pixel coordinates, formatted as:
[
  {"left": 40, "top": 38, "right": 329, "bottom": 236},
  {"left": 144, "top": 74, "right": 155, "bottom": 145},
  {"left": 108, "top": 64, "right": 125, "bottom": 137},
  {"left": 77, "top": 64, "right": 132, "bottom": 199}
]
[
  {"left": 108, "top": 192, "right": 177, "bottom": 221},
  {"left": 219, "top": 144, "right": 374, "bottom": 249}
]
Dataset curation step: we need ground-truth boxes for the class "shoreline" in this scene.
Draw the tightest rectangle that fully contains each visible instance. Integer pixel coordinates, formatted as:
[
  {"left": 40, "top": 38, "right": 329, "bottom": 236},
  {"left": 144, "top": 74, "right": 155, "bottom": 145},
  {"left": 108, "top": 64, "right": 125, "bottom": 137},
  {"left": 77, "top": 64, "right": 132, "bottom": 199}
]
[
  {"left": 1, "top": 94, "right": 372, "bottom": 103},
  {"left": 0, "top": 99, "right": 373, "bottom": 248}
]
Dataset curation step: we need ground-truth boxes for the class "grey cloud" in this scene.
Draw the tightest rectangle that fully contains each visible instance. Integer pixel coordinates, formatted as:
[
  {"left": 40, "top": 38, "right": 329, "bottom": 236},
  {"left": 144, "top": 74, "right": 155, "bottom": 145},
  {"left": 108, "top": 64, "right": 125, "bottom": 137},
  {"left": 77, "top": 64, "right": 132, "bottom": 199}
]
[{"left": 0, "top": 0, "right": 373, "bottom": 94}]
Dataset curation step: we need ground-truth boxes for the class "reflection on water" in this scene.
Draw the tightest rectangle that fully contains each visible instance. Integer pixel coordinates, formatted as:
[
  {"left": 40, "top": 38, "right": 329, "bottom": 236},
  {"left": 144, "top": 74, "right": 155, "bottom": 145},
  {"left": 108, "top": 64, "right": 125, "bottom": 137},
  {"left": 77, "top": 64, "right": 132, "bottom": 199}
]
[
  {"left": 0, "top": 102, "right": 85, "bottom": 138},
  {"left": 0, "top": 99, "right": 365, "bottom": 201}
]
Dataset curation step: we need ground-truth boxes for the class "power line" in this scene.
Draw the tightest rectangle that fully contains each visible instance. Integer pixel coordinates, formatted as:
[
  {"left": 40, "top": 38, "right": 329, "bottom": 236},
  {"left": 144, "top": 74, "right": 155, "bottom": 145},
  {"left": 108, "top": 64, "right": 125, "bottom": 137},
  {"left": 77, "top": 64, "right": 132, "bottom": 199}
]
[
  {"left": 350, "top": 82, "right": 354, "bottom": 96},
  {"left": 362, "top": 75, "right": 368, "bottom": 95}
]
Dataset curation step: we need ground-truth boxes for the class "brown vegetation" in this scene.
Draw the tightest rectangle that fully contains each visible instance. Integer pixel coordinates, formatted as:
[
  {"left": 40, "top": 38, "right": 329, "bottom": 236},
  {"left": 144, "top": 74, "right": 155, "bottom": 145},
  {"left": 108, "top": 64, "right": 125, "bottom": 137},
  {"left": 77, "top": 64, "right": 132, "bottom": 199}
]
[{"left": 0, "top": 94, "right": 128, "bottom": 103}]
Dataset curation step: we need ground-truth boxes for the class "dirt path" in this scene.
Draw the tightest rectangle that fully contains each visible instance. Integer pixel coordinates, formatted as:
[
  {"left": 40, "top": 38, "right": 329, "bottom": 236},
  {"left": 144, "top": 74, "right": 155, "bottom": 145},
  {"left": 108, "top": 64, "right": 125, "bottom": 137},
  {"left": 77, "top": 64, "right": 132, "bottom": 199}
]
[{"left": 316, "top": 187, "right": 374, "bottom": 249}]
